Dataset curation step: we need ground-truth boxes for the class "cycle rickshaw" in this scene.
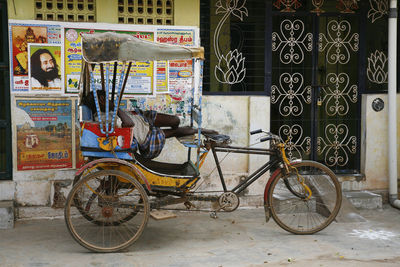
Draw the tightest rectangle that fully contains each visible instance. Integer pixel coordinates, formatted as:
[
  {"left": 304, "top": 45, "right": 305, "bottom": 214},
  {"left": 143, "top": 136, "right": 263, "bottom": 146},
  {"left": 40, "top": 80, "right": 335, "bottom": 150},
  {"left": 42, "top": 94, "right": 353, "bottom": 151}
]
[{"left": 64, "top": 32, "right": 342, "bottom": 253}]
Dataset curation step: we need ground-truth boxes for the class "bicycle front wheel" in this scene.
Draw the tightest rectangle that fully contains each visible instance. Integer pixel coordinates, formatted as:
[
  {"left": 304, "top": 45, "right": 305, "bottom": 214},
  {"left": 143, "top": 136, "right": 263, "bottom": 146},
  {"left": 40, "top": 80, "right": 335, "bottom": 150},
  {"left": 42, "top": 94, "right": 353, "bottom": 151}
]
[
  {"left": 268, "top": 161, "right": 341, "bottom": 234},
  {"left": 65, "top": 170, "right": 150, "bottom": 252}
]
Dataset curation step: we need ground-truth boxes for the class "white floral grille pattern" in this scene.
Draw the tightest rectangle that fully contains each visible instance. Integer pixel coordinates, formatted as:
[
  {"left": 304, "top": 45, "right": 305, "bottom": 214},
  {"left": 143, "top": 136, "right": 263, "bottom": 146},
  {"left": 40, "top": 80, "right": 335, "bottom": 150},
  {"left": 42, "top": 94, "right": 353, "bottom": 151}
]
[
  {"left": 319, "top": 20, "right": 359, "bottom": 64},
  {"left": 213, "top": 0, "right": 248, "bottom": 85},
  {"left": 322, "top": 73, "right": 358, "bottom": 116},
  {"left": 272, "top": 19, "right": 313, "bottom": 64},
  {"left": 367, "top": 50, "right": 388, "bottom": 84},
  {"left": 279, "top": 124, "right": 311, "bottom": 160},
  {"left": 317, "top": 124, "right": 356, "bottom": 167},
  {"left": 368, "top": 0, "right": 388, "bottom": 23},
  {"left": 271, "top": 73, "right": 311, "bottom": 117}
]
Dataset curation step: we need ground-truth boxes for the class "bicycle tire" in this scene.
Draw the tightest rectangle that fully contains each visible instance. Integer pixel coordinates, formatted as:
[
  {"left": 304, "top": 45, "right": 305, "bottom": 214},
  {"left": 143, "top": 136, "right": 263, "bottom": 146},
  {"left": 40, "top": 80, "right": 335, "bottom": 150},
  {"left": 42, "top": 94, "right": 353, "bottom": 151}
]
[
  {"left": 65, "top": 170, "right": 150, "bottom": 252},
  {"left": 268, "top": 160, "right": 341, "bottom": 235}
]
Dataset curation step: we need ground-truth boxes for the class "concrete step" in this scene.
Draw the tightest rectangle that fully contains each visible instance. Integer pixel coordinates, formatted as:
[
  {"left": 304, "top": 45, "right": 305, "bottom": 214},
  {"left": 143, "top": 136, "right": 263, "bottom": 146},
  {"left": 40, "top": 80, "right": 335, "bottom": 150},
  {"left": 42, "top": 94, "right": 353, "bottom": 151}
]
[
  {"left": 0, "top": 201, "right": 14, "bottom": 229},
  {"left": 343, "top": 191, "right": 382, "bottom": 210}
]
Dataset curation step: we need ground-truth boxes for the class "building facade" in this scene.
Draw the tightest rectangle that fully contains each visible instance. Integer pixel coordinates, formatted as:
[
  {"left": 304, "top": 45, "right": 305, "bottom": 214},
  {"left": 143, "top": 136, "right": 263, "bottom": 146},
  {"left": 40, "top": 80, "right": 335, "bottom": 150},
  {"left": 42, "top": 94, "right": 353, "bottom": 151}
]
[{"left": 0, "top": 0, "right": 399, "bottom": 220}]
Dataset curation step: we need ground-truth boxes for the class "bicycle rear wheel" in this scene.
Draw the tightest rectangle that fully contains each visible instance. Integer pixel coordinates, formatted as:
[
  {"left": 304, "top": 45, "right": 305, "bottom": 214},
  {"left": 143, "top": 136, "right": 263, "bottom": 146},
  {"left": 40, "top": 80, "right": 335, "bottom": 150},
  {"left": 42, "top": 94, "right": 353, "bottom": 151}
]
[
  {"left": 65, "top": 170, "right": 149, "bottom": 252},
  {"left": 268, "top": 161, "right": 341, "bottom": 234}
]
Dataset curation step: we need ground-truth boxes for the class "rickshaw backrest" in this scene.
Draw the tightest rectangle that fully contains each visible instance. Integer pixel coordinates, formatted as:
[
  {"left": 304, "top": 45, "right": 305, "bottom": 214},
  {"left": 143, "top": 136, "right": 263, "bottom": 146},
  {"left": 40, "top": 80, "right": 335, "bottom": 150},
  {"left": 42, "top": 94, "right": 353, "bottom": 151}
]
[
  {"left": 80, "top": 105, "right": 93, "bottom": 121},
  {"left": 80, "top": 122, "right": 137, "bottom": 160}
]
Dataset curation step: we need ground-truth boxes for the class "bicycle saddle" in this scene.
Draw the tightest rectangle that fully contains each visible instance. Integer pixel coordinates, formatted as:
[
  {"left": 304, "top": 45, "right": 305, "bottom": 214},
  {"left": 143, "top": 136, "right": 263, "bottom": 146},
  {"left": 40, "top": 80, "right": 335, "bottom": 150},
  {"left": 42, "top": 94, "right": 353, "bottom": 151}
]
[{"left": 203, "top": 133, "right": 231, "bottom": 146}]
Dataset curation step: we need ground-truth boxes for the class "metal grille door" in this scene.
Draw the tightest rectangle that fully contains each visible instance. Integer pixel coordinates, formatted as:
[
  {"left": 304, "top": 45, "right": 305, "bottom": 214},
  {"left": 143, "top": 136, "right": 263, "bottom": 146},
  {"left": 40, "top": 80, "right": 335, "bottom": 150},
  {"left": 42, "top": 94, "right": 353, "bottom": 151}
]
[{"left": 271, "top": 14, "right": 360, "bottom": 173}]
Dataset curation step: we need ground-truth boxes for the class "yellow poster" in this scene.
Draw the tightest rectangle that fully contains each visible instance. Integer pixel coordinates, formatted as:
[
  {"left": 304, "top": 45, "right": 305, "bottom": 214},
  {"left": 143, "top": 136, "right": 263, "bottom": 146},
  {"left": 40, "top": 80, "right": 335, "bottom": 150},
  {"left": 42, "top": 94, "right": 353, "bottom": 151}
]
[{"left": 64, "top": 28, "right": 154, "bottom": 95}]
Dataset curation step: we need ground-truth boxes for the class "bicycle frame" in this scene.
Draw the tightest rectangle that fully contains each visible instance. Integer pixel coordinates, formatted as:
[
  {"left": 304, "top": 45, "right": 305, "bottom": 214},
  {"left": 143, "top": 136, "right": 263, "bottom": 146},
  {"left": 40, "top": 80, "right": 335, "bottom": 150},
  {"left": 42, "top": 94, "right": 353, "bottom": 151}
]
[{"left": 203, "top": 142, "right": 282, "bottom": 195}]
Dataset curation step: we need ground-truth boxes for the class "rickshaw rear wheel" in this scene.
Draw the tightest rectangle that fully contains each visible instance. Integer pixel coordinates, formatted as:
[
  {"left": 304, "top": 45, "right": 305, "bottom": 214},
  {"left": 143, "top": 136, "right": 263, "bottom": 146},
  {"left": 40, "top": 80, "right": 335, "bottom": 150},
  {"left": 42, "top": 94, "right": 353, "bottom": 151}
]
[
  {"left": 65, "top": 170, "right": 149, "bottom": 252},
  {"left": 72, "top": 167, "right": 139, "bottom": 226}
]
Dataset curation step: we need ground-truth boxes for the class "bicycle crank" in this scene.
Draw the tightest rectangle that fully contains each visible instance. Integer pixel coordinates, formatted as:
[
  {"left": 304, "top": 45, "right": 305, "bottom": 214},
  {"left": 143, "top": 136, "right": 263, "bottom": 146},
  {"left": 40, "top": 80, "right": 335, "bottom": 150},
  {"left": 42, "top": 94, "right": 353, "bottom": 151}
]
[{"left": 217, "top": 192, "right": 240, "bottom": 212}]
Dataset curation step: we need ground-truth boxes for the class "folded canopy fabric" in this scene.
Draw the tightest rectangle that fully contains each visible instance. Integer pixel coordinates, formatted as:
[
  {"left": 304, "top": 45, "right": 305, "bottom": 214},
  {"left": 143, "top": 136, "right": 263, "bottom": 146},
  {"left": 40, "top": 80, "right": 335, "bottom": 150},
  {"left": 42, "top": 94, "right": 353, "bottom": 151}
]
[{"left": 82, "top": 32, "right": 204, "bottom": 63}]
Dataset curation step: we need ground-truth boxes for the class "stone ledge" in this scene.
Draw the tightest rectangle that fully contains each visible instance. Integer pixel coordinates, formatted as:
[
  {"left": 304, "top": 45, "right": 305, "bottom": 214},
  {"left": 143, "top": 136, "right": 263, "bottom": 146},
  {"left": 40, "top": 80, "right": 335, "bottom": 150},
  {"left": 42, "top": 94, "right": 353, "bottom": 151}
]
[
  {"left": 0, "top": 201, "right": 14, "bottom": 229},
  {"left": 343, "top": 190, "right": 383, "bottom": 210}
]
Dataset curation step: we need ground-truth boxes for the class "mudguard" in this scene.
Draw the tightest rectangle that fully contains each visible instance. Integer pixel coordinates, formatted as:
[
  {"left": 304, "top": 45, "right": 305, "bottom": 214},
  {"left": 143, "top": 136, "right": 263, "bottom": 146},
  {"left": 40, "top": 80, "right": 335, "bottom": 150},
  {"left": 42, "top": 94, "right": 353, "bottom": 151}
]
[{"left": 74, "top": 158, "right": 152, "bottom": 192}]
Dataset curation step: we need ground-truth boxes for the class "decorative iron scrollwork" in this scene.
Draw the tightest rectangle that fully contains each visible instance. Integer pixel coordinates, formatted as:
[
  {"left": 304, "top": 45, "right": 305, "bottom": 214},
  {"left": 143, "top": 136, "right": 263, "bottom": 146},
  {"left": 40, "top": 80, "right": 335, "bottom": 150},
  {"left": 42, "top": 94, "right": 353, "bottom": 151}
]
[
  {"left": 214, "top": 0, "right": 248, "bottom": 85},
  {"left": 337, "top": 0, "right": 360, "bottom": 14},
  {"left": 322, "top": 73, "right": 358, "bottom": 116},
  {"left": 279, "top": 124, "right": 311, "bottom": 161},
  {"left": 317, "top": 124, "right": 356, "bottom": 167},
  {"left": 319, "top": 19, "right": 359, "bottom": 65},
  {"left": 272, "top": 19, "right": 313, "bottom": 64},
  {"left": 273, "top": 0, "right": 302, "bottom": 12},
  {"left": 368, "top": 0, "right": 388, "bottom": 22},
  {"left": 311, "top": 0, "right": 325, "bottom": 15},
  {"left": 271, "top": 72, "right": 311, "bottom": 117},
  {"left": 367, "top": 50, "right": 388, "bottom": 84}
]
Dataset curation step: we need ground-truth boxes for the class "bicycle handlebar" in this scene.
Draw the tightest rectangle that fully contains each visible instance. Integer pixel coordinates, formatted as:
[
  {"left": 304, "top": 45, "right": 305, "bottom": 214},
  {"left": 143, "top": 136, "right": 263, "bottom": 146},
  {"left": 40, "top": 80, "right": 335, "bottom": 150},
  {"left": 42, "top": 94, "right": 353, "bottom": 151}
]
[
  {"left": 250, "top": 129, "right": 281, "bottom": 143},
  {"left": 260, "top": 137, "right": 272, "bottom": 142},
  {"left": 250, "top": 129, "right": 262, "bottom": 135}
]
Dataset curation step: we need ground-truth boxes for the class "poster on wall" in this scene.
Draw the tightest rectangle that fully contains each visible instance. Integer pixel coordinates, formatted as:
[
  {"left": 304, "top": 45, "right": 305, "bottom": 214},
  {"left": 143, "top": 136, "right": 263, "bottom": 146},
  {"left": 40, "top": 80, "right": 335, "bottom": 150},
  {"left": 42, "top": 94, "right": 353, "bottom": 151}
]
[
  {"left": 156, "top": 29, "right": 195, "bottom": 94},
  {"left": 64, "top": 28, "right": 155, "bottom": 96},
  {"left": 9, "top": 23, "right": 62, "bottom": 92},
  {"left": 169, "top": 60, "right": 193, "bottom": 100},
  {"left": 15, "top": 99, "right": 73, "bottom": 170},
  {"left": 28, "top": 43, "right": 62, "bottom": 92}
]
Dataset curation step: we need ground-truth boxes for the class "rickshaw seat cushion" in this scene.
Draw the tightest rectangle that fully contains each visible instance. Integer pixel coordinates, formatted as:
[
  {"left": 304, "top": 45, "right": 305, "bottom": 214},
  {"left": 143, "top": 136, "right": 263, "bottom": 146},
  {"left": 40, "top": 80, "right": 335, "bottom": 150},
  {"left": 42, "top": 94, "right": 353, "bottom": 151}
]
[{"left": 80, "top": 122, "right": 137, "bottom": 160}]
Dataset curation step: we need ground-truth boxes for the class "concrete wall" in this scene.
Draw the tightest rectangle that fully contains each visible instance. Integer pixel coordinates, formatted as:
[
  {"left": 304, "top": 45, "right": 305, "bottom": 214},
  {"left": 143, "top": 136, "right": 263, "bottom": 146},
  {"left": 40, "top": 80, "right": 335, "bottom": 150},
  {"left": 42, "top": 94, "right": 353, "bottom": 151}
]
[{"left": 360, "top": 94, "right": 400, "bottom": 191}]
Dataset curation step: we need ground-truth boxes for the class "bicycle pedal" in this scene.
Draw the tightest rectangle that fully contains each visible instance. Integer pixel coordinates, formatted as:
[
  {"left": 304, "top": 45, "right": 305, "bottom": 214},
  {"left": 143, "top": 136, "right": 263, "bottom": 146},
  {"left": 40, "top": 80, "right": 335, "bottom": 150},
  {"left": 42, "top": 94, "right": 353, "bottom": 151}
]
[{"left": 150, "top": 210, "right": 177, "bottom": 220}]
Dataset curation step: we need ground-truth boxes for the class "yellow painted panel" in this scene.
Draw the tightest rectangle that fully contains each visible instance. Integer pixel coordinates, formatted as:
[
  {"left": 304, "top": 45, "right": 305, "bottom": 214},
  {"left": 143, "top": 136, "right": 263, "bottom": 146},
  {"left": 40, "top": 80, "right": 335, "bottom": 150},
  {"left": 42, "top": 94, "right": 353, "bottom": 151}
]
[
  {"left": 174, "top": 0, "right": 199, "bottom": 26},
  {"left": 96, "top": 0, "right": 118, "bottom": 23},
  {"left": 8, "top": 0, "right": 35, "bottom": 20}
]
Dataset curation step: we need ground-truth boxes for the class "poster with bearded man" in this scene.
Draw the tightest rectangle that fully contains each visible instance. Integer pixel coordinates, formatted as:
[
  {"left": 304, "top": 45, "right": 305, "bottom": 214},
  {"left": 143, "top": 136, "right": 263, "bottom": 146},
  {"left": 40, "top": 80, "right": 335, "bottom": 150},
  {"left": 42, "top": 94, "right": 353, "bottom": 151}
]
[{"left": 29, "top": 44, "right": 62, "bottom": 92}]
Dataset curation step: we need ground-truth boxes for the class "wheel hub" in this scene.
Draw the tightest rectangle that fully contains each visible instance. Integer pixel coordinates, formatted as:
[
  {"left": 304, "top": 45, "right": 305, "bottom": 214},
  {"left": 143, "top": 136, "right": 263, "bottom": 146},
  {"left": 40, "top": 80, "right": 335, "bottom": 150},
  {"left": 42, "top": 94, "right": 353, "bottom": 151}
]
[{"left": 102, "top": 206, "right": 114, "bottom": 218}]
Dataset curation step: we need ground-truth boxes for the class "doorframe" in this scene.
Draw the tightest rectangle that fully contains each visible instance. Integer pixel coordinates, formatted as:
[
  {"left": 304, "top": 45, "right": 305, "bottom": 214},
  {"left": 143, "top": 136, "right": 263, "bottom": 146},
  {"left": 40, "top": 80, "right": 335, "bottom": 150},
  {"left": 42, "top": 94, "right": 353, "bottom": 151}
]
[{"left": 0, "top": 0, "right": 12, "bottom": 180}]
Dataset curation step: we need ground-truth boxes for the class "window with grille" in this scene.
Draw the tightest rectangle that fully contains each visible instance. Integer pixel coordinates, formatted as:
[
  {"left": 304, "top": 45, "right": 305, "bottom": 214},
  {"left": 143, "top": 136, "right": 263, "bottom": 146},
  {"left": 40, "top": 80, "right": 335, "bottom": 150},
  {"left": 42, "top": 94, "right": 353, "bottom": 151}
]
[
  {"left": 118, "top": 0, "right": 173, "bottom": 25},
  {"left": 200, "top": 0, "right": 266, "bottom": 94},
  {"left": 34, "top": 0, "right": 96, "bottom": 22}
]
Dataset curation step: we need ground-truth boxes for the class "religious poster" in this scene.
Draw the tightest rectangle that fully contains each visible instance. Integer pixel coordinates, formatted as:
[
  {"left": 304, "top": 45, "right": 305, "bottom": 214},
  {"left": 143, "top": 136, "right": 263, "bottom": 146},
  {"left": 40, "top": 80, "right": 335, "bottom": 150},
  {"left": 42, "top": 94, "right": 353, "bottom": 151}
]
[
  {"left": 9, "top": 23, "right": 62, "bottom": 92},
  {"left": 15, "top": 99, "right": 73, "bottom": 170},
  {"left": 28, "top": 44, "right": 62, "bottom": 92}
]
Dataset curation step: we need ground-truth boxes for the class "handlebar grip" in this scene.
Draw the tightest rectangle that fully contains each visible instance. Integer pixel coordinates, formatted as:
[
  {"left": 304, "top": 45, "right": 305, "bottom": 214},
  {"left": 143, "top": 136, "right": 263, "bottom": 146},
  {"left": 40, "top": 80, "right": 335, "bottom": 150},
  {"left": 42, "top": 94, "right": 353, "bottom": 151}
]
[
  {"left": 260, "top": 137, "right": 272, "bottom": 142},
  {"left": 250, "top": 129, "right": 262, "bottom": 135}
]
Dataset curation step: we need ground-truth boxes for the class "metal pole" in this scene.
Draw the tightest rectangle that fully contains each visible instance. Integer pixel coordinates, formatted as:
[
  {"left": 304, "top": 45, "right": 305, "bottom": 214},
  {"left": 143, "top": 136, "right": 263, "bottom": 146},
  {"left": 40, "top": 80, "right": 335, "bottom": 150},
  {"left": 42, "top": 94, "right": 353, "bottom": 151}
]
[{"left": 388, "top": 0, "right": 400, "bottom": 209}]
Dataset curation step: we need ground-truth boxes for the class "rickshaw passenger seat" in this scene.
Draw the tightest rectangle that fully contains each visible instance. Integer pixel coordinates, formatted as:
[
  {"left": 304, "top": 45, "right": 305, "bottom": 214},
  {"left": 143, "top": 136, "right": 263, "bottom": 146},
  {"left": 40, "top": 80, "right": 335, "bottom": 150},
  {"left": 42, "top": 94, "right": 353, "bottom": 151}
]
[{"left": 80, "top": 105, "right": 93, "bottom": 121}]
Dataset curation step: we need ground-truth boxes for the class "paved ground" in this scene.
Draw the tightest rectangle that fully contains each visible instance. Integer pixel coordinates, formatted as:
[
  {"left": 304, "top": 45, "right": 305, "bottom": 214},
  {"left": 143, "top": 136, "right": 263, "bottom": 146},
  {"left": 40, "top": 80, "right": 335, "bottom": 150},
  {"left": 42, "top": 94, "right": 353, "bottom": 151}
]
[{"left": 0, "top": 205, "right": 400, "bottom": 267}]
